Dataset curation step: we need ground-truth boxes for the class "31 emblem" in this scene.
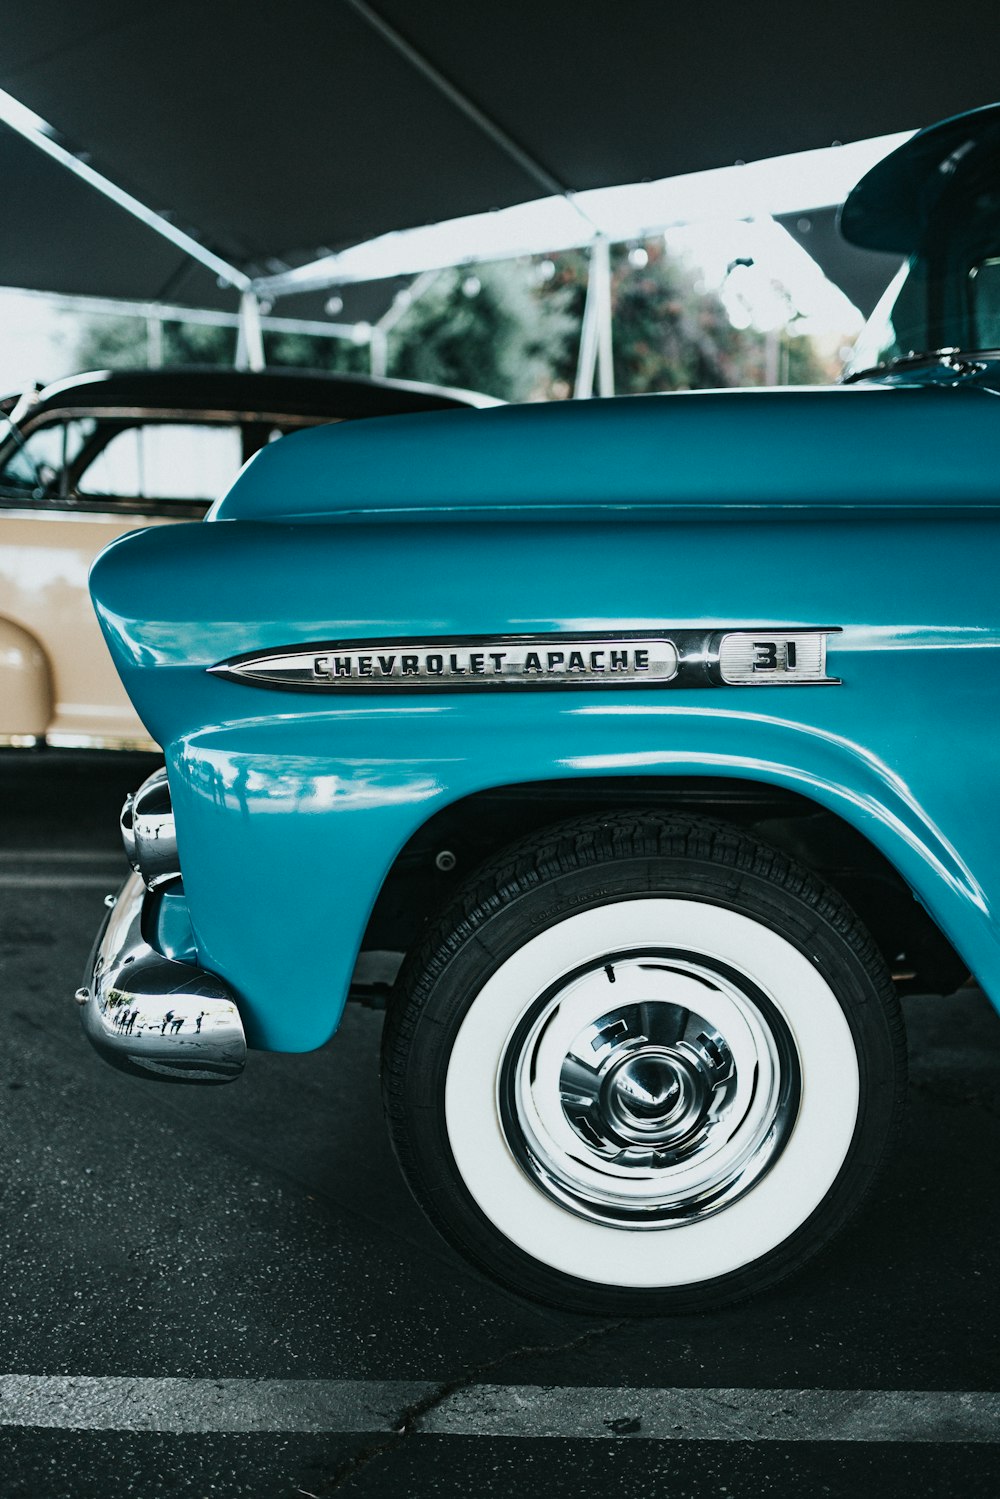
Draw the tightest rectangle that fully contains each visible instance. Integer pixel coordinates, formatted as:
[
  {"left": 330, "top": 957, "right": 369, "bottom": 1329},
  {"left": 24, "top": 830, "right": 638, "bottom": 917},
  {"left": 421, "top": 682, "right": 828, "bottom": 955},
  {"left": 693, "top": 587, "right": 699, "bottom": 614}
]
[{"left": 717, "top": 631, "right": 836, "bottom": 685}]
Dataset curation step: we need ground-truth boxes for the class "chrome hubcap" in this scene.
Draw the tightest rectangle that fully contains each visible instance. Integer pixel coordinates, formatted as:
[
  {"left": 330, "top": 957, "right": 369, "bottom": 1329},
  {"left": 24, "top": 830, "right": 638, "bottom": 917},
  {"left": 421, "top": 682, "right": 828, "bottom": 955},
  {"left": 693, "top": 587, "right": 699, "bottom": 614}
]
[
  {"left": 498, "top": 952, "right": 800, "bottom": 1229},
  {"left": 568, "top": 1011, "right": 735, "bottom": 1159}
]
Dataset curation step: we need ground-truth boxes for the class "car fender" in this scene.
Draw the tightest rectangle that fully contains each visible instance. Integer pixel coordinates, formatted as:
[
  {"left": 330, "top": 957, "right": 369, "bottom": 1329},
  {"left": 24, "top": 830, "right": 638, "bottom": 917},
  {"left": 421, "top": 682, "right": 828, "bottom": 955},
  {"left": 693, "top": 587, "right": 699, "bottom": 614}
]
[
  {"left": 165, "top": 700, "right": 999, "bottom": 1052},
  {"left": 0, "top": 616, "right": 52, "bottom": 739}
]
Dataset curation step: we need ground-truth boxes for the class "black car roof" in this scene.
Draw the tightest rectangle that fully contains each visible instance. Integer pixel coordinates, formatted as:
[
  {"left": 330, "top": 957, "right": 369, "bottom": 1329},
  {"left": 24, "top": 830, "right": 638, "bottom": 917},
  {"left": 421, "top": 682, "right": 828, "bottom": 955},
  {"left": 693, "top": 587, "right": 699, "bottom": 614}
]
[
  {"left": 21, "top": 366, "right": 494, "bottom": 421},
  {"left": 841, "top": 101, "right": 1000, "bottom": 255}
]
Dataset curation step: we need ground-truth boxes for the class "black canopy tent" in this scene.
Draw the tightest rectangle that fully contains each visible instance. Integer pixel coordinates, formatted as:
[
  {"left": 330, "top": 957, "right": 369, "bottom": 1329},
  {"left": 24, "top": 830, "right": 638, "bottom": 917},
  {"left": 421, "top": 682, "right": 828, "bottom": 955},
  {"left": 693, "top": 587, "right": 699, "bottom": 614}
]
[{"left": 1, "top": 0, "right": 998, "bottom": 370}]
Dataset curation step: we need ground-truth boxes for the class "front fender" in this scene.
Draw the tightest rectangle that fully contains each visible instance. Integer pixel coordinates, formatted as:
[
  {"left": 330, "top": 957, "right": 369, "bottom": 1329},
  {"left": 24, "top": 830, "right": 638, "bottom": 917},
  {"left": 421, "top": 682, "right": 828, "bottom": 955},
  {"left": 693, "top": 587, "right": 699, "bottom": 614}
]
[
  {"left": 0, "top": 616, "right": 52, "bottom": 738},
  {"left": 166, "top": 695, "right": 998, "bottom": 1051}
]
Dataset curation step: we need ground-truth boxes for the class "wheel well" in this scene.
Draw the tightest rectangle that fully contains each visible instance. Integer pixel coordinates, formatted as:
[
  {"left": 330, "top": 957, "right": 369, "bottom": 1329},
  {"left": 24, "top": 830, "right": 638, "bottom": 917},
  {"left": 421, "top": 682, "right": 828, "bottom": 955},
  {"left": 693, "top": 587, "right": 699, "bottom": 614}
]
[{"left": 356, "top": 776, "right": 967, "bottom": 1001}]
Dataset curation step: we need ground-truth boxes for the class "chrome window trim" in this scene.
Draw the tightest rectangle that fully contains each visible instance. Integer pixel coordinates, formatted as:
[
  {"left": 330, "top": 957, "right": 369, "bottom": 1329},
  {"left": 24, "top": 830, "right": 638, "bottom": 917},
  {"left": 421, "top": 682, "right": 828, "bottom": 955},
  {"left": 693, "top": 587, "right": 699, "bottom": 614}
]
[
  {"left": 0, "top": 493, "right": 210, "bottom": 521},
  {"left": 9, "top": 404, "right": 336, "bottom": 429}
]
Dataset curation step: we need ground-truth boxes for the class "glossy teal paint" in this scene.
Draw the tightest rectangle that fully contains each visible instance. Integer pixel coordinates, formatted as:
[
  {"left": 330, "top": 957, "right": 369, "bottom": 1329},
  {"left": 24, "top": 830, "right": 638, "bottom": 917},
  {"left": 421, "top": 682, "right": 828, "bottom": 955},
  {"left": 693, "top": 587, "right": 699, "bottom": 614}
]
[
  {"left": 89, "top": 378, "right": 1000, "bottom": 1051},
  {"left": 208, "top": 381, "right": 1000, "bottom": 525}
]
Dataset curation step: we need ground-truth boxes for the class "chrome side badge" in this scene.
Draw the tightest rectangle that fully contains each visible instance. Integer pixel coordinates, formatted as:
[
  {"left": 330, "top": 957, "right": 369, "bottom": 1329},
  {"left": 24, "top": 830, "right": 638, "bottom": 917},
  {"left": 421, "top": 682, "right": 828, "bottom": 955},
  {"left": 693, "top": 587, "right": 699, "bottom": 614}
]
[
  {"left": 718, "top": 631, "right": 837, "bottom": 686},
  {"left": 210, "top": 630, "right": 840, "bottom": 693},
  {"left": 211, "top": 636, "right": 680, "bottom": 691}
]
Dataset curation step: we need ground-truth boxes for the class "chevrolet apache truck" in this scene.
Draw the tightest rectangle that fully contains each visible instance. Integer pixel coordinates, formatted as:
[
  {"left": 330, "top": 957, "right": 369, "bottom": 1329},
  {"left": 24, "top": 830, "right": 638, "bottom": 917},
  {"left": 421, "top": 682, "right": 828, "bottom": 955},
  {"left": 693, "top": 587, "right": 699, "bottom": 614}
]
[{"left": 77, "top": 105, "right": 1000, "bottom": 1312}]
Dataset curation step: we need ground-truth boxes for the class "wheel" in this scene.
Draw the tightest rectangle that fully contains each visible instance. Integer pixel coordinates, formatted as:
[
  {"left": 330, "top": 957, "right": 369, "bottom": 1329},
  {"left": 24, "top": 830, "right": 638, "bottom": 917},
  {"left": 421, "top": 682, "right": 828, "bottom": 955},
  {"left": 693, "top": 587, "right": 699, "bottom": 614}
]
[{"left": 382, "top": 813, "right": 905, "bottom": 1313}]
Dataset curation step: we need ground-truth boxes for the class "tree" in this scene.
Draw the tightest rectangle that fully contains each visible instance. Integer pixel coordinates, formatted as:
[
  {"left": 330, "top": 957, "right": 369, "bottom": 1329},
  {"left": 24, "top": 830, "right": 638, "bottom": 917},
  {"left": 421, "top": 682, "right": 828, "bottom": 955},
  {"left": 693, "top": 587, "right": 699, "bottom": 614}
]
[
  {"left": 539, "top": 240, "right": 830, "bottom": 394},
  {"left": 386, "top": 261, "right": 576, "bottom": 401},
  {"left": 75, "top": 316, "right": 235, "bottom": 370}
]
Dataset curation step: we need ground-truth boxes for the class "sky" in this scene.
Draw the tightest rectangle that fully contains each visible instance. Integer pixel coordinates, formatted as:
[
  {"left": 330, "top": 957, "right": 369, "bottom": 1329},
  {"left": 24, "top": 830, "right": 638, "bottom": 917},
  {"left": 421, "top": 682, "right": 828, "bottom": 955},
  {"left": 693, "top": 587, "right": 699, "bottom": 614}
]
[{"left": 0, "top": 290, "right": 79, "bottom": 394}]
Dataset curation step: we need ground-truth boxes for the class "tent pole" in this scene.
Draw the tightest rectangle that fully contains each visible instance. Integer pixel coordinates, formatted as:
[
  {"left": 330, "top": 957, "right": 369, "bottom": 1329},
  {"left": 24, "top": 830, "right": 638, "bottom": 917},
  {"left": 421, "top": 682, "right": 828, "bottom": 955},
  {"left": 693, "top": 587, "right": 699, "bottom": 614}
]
[
  {"left": 369, "top": 326, "right": 388, "bottom": 378},
  {"left": 574, "top": 262, "right": 599, "bottom": 398},
  {"left": 0, "top": 87, "right": 250, "bottom": 295},
  {"left": 146, "top": 313, "right": 163, "bottom": 369},
  {"left": 236, "top": 290, "right": 266, "bottom": 370},
  {"left": 594, "top": 236, "right": 615, "bottom": 397},
  {"left": 575, "top": 237, "right": 614, "bottom": 398},
  {"left": 343, "top": 0, "right": 597, "bottom": 237}
]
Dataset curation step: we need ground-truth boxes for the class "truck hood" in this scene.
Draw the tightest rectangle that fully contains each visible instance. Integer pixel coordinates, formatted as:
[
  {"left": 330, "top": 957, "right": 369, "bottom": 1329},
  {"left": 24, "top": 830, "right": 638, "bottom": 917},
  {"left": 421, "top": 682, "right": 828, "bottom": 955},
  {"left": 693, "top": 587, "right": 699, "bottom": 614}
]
[{"left": 209, "top": 382, "right": 1000, "bottom": 525}]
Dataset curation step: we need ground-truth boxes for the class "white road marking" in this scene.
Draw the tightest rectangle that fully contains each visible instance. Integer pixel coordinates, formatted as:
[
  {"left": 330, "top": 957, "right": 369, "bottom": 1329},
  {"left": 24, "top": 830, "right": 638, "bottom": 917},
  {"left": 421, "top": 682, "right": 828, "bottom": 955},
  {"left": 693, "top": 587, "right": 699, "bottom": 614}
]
[
  {"left": 0, "top": 873, "right": 120, "bottom": 888},
  {"left": 0, "top": 1379, "right": 996, "bottom": 1441},
  {"left": 0, "top": 1377, "right": 423, "bottom": 1435}
]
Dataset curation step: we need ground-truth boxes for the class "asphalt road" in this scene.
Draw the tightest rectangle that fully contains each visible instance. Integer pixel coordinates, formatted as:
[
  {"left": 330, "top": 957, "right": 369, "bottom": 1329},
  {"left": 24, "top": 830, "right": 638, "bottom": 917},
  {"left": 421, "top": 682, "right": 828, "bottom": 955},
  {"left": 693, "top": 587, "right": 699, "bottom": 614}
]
[{"left": 1, "top": 752, "right": 999, "bottom": 1498}]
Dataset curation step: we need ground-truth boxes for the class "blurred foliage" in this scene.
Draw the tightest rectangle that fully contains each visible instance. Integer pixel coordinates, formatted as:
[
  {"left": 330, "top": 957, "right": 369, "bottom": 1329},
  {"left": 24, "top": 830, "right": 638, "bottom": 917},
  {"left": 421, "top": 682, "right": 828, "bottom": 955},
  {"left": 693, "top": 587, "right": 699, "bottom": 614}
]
[
  {"left": 73, "top": 315, "right": 370, "bottom": 375},
  {"left": 75, "top": 317, "right": 234, "bottom": 369},
  {"left": 539, "top": 241, "right": 830, "bottom": 393},
  {"left": 75, "top": 239, "right": 834, "bottom": 400},
  {"left": 384, "top": 261, "right": 576, "bottom": 401},
  {"left": 262, "top": 331, "right": 370, "bottom": 375}
]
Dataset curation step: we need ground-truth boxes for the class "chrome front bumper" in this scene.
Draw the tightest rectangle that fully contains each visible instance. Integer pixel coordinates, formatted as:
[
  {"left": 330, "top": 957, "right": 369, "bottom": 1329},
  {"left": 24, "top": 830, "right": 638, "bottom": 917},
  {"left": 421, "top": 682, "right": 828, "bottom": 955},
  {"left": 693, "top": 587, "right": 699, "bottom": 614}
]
[{"left": 76, "top": 872, "right": 246, "bottom": 1084}]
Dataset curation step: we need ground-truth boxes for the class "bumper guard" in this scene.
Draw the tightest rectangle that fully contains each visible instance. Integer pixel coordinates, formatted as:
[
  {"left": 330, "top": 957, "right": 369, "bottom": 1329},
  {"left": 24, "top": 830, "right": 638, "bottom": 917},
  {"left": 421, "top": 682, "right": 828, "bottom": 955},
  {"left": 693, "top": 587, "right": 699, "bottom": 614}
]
[{"left": 76, "top": 872, "right": 246, "bottom": 1084}]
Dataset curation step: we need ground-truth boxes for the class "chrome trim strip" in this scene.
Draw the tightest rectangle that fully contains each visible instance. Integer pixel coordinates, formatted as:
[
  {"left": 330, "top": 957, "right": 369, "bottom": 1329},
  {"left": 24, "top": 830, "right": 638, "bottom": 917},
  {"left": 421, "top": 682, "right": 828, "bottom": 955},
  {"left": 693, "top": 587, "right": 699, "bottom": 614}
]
[
  {"left": 44, "top": 731, "right": 160, "bottom": 752},
  {"left": 7, "top": 404, "right": 333, "bottom": 429},
  {"left": 211, "top": 629, "right": 841, "bottom": 693},
  {"left": 77, "top": 873, "right": 246, "bottom": 1084},
  {"left": 0, "top": 736, "right": 160, "bottom": 753}
]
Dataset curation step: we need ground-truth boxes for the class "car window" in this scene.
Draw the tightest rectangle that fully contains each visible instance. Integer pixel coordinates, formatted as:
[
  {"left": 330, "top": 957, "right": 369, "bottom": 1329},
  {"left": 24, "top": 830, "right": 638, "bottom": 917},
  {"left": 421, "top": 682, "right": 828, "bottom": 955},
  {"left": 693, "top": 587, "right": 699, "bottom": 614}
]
[
  {"left": 968, "top": 257, "right": 1000, "bottom": 347},
  {"left": 78, "top": 422, "right": 245, "bottom": 502},
  {"left": 0, "top": 417, "right": 97, "bottom": 496}
]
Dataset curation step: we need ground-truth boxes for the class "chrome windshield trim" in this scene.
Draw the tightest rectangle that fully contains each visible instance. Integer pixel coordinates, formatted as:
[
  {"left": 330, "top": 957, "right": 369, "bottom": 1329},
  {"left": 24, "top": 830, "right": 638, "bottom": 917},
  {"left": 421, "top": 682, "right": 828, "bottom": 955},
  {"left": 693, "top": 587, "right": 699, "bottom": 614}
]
[{"left": 841, "top": 346, "right": 1000, "bottom": 384}]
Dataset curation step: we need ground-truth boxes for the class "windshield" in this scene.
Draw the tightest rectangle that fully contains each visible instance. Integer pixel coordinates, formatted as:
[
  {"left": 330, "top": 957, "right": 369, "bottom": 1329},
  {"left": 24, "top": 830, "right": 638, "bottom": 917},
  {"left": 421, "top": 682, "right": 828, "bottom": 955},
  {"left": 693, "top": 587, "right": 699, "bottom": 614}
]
[{"left": 844, "top": 263, "right": 918, "bottom": 376}]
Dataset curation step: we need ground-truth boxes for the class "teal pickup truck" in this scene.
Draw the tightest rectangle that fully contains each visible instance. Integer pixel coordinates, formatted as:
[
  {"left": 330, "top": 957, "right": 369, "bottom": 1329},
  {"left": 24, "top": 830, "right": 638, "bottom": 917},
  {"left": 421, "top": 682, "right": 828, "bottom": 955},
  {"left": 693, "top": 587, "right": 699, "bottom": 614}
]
[{"left": 78, "top": 105, "right": 1000, "bottom": 1313}]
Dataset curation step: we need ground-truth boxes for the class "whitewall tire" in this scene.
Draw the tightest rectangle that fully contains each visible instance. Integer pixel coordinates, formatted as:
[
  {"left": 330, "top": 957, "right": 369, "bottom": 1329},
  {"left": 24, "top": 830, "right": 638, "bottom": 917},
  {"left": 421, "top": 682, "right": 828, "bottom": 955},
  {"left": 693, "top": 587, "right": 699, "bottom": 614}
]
[{"left": 382, "top": 813, "right": 905, "bottom": 1313}]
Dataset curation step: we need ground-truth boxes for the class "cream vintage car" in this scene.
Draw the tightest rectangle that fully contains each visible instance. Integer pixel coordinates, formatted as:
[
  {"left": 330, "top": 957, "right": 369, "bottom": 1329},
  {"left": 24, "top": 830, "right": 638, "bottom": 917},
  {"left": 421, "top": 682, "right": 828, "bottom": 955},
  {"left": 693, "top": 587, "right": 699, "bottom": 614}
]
[{"left": 0, "top": 366, "right": 487, "bottom": 749}]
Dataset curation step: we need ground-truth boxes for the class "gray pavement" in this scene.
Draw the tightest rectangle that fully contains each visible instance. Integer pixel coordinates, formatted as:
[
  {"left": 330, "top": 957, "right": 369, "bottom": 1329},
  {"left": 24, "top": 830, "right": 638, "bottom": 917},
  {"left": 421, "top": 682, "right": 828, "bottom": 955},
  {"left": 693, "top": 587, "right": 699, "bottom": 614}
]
[{"left": 1, "top": 751, "right": 999, "bottom": 1497}]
